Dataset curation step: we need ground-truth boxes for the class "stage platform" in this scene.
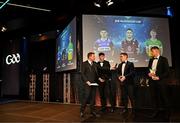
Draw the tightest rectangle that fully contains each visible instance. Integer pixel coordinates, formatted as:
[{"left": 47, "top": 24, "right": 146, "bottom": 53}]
[{"left": 0, "top": 101, "right": 180, "bottom": 122}]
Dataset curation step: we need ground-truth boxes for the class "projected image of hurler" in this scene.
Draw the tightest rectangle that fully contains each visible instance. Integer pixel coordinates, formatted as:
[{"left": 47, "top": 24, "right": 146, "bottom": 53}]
[
  {"left": 145, "top": 29, "right": 163, "bottom": 58},
  {"left": 94, "top": 29, "right": 115, "bottom": 63},
  {"left": 120, "top": 28, "right": 140, "bottom": 62}
]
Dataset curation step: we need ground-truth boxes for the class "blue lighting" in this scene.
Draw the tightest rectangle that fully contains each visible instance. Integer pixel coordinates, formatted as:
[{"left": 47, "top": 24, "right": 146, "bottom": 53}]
[{"left": 166, "top": 6, "right": 173, "bottom": 17}]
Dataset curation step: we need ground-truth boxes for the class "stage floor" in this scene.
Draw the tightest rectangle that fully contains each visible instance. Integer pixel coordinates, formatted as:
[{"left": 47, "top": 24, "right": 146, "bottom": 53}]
[{"left": 0, "top": 101, "right": 180, "bottom": 122}]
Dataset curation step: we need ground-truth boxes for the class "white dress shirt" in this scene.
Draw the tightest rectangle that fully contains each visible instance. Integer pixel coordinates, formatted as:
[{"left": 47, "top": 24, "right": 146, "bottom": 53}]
[
  {"left": 121, "top": 60, "right": 127, "bottom": 76},
  {"left": 151, "top": 55, "right": 160, "bottom": 73},
  {"left": 88, "top": 60, "right": 93, "bottom": 66}
]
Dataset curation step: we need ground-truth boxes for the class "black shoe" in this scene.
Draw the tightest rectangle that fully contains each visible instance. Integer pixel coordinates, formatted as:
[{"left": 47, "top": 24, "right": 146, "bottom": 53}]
[
  {"left": 110, "top": 108, "right": 115, "bottom": 113},
  {"left": 129, "top": 108, "right": 135, "bottom": 114},
  {"left": 150, "top": 111, "right": 159, "bottom": 118},
  {"left": 120, "top": 109, "right": 128, "bottom": 114},
  {"left": 91, "top": 112, "right": 97, "bottom": 116},
  {"left": 100, "top": 107, "right": 106, "bottom": 112},
  {"left": 80, "top": 112, "right": 84, "bottom": 118},
  {"left": 127, "top": 109, "right": 135, "bottom": 118},
  {"left": 91, "top": 112, "right": 100, "bottom": 117}
]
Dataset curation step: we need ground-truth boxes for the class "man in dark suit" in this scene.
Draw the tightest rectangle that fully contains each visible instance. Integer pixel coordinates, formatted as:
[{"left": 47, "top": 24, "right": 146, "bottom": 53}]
[
  {"left": 148, "top": 46, "right": 170, "bottom": 118},
  {"left": 80, "top": 52, "right": 99, "bottom": 117},
  {"left": 97, "top": 52, "right": 112, "bottom": 112},
  {"left": 117, "top": 53, "right": 135, "bottom": 114}
]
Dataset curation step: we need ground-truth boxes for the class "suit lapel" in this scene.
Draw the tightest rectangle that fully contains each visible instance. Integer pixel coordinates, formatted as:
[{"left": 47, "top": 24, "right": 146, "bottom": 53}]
[
  {"left": 93, "top": 62, "right": 98, "bottom": 75},
  {"left": 149, "top": 59, "right": 153, "bottom": 69},
  {"left": 119, "top": 62, "right": 126, "bottom": 75},
  {"left": 119, "top": 63, "right": 123, "bottom": 75},
  {"left": 124, "top": 61, "right": 128, "bottom": 75},
  {"left": 156, "top": 56, "right": 161, "bottom": 71},
  {"left": 86, "top": 61, "right": 92, "bottom": 71}
]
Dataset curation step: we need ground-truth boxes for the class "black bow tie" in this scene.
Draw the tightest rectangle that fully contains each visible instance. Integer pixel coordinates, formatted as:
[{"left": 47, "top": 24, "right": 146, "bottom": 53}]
[
  {"left": 153, "top": 57, "right": 158, "bottom": 60},
  {"left": 122, "top": 62, "right": 126, "bottom": 64}
]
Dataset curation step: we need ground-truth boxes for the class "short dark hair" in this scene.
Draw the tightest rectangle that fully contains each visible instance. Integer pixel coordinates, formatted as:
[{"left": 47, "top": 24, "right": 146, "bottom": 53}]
[
  {"left": 127, "top": 28, "right": 133, "bottom": 32},
  {"left": 99, "top": 52, "right": 105, "bottom": 56},
  {"left": 87, "top": 52, "right": 95, "bottom": 58},
  {"left": 120, "top": 52, "right": 128, "bottom": 57},
  {"left": 150, "top": 46, "right": 159, "bottom": 51}
]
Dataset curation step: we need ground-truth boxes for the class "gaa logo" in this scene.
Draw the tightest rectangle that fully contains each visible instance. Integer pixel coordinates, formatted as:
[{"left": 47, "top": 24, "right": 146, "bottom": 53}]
[{"left": 5, "top": 53, "right": 21, "bottom": 65}]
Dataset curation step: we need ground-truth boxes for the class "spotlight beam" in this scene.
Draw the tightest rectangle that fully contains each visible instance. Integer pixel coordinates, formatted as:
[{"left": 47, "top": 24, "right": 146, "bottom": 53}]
[
  {"left": 0, "top": 0, "right": 10, "bottom": 10},
  {"left": 0, "top": 1, "right": 51, "bottom": 12}
]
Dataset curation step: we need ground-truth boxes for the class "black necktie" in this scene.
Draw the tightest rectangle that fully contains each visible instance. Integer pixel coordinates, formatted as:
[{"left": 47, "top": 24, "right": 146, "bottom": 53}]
[
  {"left": 121, "top": 62, "right": 125, "bottom": 64},
  {"left": 153, "top": 57, "right": 158, "bottom": 60}
]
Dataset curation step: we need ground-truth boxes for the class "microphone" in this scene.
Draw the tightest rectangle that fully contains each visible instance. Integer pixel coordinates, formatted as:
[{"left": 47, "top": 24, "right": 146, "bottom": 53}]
[{"left": 115, "top": 63, "right": 117, "bottom": 68}]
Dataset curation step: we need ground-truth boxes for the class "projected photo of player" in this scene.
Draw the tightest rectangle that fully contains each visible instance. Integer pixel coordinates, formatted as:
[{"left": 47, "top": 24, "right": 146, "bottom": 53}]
[
  {"left": 145, "top": 29, "right": 163, "bottom": 58},
  {"left": 67, "top": 34, "right": 74, "bottom": 65},
  {"left": 94, "top": 29, "right": 115, "bottom": 63},
  {"left": 120, "top": 28, "right": 140, "bottom": 61}
]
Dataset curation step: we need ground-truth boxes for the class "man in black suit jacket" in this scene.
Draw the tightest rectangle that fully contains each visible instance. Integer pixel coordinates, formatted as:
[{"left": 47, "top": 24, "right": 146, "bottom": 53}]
[
  {"left": 148, "top": 46, "right": 170, "bottom": 118},
  {"left": 80, "top": 52, "right": 99, "bottom": 117},
  {"left": 97, "top": 52, "right": 111, "bottom": 112},
  {"left": 117, "top": 53, "right": 135, "bottom": 113}
]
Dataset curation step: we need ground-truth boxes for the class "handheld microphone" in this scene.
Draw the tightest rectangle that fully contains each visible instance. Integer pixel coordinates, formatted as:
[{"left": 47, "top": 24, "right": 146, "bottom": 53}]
[{"left": 115, "top": 63, "right": 117, "bottom": 68}]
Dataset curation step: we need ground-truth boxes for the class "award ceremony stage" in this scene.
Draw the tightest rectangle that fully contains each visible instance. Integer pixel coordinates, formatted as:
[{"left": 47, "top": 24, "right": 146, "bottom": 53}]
[{"left": 0, "top": 101, "right": 180, "bottom": 122}]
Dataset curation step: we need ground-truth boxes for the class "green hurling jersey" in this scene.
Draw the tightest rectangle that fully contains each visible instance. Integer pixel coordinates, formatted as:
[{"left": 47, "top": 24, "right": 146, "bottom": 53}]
[{"left": 145, "top": 39, "right": 163, "bottom": 57}]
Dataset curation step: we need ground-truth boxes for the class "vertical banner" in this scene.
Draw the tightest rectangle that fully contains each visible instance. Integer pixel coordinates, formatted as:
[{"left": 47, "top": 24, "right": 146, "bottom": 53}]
[{"left": 2, "top": 39, "right": 20, "bottom": 97}]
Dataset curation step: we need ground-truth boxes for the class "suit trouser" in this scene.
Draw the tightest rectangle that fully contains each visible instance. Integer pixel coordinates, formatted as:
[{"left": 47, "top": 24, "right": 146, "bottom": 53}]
[
  {"left": 149, "top": 80, "right": 169, "bottom": 110},
  {"left": 80, "top": 85, "right": 97, "bottom": 113},
  {"left": 120, "top": 84, "right": 135, "bottom": 109},
  {"left": 109, "top": 71, "right": 118, "bottom": 108},
  {"left": 98, "top": 81, "right": 108, "bottom": 109},
  {"left": 98, "top": 80, "right": 116, "bottom": 108},
  {"left": 109, "top": 79, "right": 117, "bottom": 109}
]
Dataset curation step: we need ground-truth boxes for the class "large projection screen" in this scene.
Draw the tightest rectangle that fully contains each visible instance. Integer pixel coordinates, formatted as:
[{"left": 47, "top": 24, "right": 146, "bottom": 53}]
[
  {"left": 56, "top": 17, "right": 77, "bottom": 72},
  {"left": 83, "top": 15, "right": 172, "bottom": 67}
]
